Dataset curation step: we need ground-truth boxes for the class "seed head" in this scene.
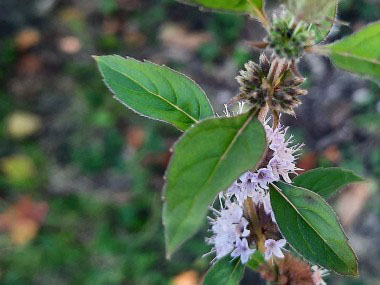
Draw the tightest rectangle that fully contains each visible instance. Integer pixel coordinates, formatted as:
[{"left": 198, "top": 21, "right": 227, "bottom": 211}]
[{"left": 235, "top": 54, "right": 307, "bottom": 116}]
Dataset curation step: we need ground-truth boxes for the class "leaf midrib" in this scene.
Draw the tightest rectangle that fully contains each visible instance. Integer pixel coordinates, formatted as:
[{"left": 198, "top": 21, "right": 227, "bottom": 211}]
[
  {"left": 332, "top": 51, "right": 380, "bottom": 66},
  {"left": 168, "top": 109, "right": 260, "bottom": 249},
  {"left": 331, "top": 28, "right": 380, "bottom": 66},
  {"left": 101, "top": 59, "right": 200, "bottom": 124},
  {"left": 227, "top": 260, "right": 242, "bottom": 284}
]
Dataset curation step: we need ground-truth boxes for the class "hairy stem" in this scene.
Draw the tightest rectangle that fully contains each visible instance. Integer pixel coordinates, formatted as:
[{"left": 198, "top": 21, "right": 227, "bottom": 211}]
[
  {"left": 258, "top": 105, "right": 269, "bottom": 123},
  {"left": 272, "top": 110, "right": 280, "bottom": 129}
]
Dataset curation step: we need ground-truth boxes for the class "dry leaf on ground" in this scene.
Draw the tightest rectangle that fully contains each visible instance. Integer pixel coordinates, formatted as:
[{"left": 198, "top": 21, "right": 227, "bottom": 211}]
[{"left": 0, "top": 197, "right": 48, "bottom": 245}]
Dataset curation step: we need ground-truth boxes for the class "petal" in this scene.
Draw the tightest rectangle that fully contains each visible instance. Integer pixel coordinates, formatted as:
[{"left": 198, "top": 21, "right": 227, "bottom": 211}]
[
  {"left": 230, "top": 248, "right": 241, "bottom": 258},
  {"left": 265, "top": 249, "right": 272, "bottom": 260},
  {"left": 241, "top": 252, "right": 250, "bottom": 264},
  {"left": 277, "top": 239, "right": 286, "bottom": 248},
  {"left": 242, "top": 228, "right": 250, "bottom": 237},
  {"left": 265, "top": 239, "right": 274, "bottom": 247},
  {"left": 272, "top": 246, "right": 284, "bottom": 259}
]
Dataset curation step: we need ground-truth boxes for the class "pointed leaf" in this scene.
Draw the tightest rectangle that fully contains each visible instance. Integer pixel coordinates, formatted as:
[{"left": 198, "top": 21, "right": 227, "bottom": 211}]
[
  {"left": 325, "top": 22, "right": 380, "bottom": 80},
  {"left": 293, "top": 167, "right": 364, "bottom": 199},
  {"left": 310, "top": 3, "right": 338, "bottom": 43},
  {"left": 95, "top": 55, "right": 214, "bottom": 131},
  {"left": 270, "top": 182, "right": 358, "bottom": 276},
  {"left": 204, "top": 257, "right": 245, "bottom": 285},
  {"left": 163, "top": 109, "right": 267, "bottom": 257},
  {"left": 177, "top": 0, "right": 263, "bottom": 14},
  {"left": 286, "top": 0, "right": 338, "bottom": 23}
]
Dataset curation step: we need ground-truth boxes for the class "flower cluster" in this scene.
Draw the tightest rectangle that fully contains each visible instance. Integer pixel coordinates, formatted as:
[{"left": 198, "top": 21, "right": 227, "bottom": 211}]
[
  {"left": 227, "top": 118, "right": 303, "bottom": 208},
  {"left": 206, "top": 117, "right": 303, "bottom": 265},
  {"left": 206, "top": 198, "right": 254, "bottom": 263}
]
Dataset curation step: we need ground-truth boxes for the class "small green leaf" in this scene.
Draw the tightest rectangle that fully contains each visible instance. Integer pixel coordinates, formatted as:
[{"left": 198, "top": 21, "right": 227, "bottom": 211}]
[
  {"left": 177, "top": 0, "right": 262, "bottom": 14},
  {"left": 270, "top": 182, "right": 358, "bottom": 276},
  {"left": 293, "top": 167, "right": 364, "bottom": 199},
  {"left": 95, "top": 55, "right": 214, "bottom": 131},
  {"left": 163, "top": 109, "right": 267, "bottom": 257},
  {"left": 246, "top": 251, "right": 265, "bottom": 271},
  {"left": 286, "top": 0, "right": 338, "bottom": 23},
  {"left": 204, "top": 257, "right": 245, "bottom": 285},
  {"left": 310, "top": 3, "right": 337, "bottom": 43},
  {"left": 325, "top": 22, "right": 380, "bottom": 80}
]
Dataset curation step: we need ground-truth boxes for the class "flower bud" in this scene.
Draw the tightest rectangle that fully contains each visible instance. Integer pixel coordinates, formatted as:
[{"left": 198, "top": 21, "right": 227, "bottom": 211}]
[{"left": 267, "top": 9, "right": 316, "bottom": 60}]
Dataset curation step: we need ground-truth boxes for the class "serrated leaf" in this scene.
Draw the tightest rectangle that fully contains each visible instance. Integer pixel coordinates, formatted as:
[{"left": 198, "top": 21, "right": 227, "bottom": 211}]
[
  {"left": 293, "top": 167, "right": 364, "bottom": 199},
  {"left": 95, "top": 55, "right": 214, "bottom": 131},
  {"left": 325, "top": 22, "right": 380, "bottom": 80},
  {"left": 204, "top": 257, "right": 245, "bottom": 285},
  {"left": 163, "top": 109, "right": 267, "bottom": 257},
  {"left": 246, "top": 251, "right": 265, "bottom": 271},
  {"left": 270, "top": 182, "right": 358, "bottom": 276},
  {"left": 177, "top": 0, "right": 263, "bottom": 14}
]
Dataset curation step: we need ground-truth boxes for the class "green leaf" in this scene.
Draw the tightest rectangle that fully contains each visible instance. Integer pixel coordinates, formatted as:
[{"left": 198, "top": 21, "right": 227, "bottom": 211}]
[
  {"left": 246, "top": 251, "right": 265, "bottom": 271},
  {"left": 270, "top": 182, "right": 358, "bottom": 276},
  {"left": 204, "top": 257, "right": 245, "bottom": 285},
  {"left": 95, "top": 55, "right": 214, "bottom": 131},
  {"left": 248, "top": 0, "right": 264, "bottom": 12},
  {"left": 177, "top": 0, "right": 262, "bottom": 14},
  {"left": 163, "top": 109, "right": 267, "bottom": 257},
  {"left": 293, "top": 167, "right": 364, "bottom": 199},
  {"left": 310, "top": 3, "right": 337, "bottom": 43},
  {"left": 286, "top": 0, "right": 338, "bottom": 23},
  {"left": 325, "top": 22, "right": 380, "bottom": 80}
]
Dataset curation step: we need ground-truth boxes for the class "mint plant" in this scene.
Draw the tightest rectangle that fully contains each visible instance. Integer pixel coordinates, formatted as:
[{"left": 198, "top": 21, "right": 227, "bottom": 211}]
[{"left": 94, "top": 0, "right": 377, "bottom": 283}]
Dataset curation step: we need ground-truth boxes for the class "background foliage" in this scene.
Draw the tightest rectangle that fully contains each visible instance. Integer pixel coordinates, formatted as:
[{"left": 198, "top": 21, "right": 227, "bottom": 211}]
[{"left": 0, "top": 0, "right": 379, "bottom": 284}]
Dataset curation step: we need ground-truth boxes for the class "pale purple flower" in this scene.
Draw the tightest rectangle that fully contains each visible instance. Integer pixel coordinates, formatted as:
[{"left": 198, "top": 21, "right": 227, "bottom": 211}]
[
  {"left": 268, "top": 156, "right": 295, "bottom": 183},
  {"left": 222, "top": 201, "right": 244, "bottom": 223},
  {"left": 213, "top": 236, "right": 235, "bottom": 259},
  {"left": 226, "top": 180, "right": 243, "bottom": 199},
  {"left": 311, "top": 265, "right": 329, "bottom": 285},
  {"left": 241, "top": 171, "right": 263, "bottom": 201},
  {"left": 206, "top": 198, "right": 253, "bottom": 262},
  {"left": 207, "top": 119, "right": 303, "bottom": 263},
  {"left": 225, "top": 119, "right": 303, "bottom": 208},
  {"left": 269, "top": 130, "right": 287, "bottom": 151},
  {"left": 231, "top": 238, "right": 256, "bottom": 264},
  {"left": 261, "top": 193, "right": 273, "bottom": 216},
  {"left": 227, "top": 175, "right": 249, "bottom": 203},
  {"left": 240, "top": 171, "right": 258, "bottom": 193},
  {"left": 235, "top": 217, "right": 250, "bottom": 237},
  {"left": 264, "top": 239, "right": 286, "bottom": 260},
  {"left": 254, "top": 168, "right": 275, "bottom": 189}
]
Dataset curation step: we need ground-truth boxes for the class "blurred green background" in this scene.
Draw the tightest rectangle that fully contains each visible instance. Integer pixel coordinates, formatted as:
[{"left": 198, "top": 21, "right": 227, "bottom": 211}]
[{"left": 0, "top": 0, "right": 379, "bottom": 284}]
